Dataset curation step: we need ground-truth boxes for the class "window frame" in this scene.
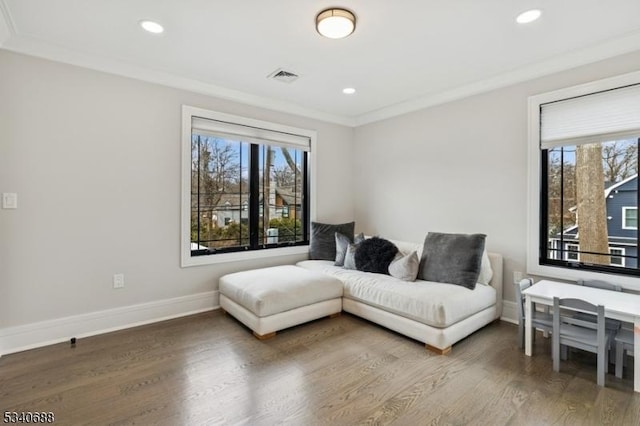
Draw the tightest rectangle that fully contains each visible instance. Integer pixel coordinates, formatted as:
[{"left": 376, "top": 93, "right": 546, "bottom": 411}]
[
  {"left": 181, "top": 106, "right": 317, "bottom": 267},
  {"left": 564, "top": 243, "right": 580, "bottom": 262},
  {"left": 622, "top": 206, "right": 638, "bottom": 230},
  {"left": 527, "top": 70, "right": 640, "bottom": 291},
  {"left": 610, "top": 247, "right": 626, "bottom": 267}
]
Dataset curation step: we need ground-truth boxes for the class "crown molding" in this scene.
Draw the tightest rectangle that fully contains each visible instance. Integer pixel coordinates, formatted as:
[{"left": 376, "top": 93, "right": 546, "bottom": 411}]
[
  {"left": 355, "top": 29, "right": 640, "bottom": 126},
  {"left": 1, "top": 6, "right": 639, "bottom": 129}
]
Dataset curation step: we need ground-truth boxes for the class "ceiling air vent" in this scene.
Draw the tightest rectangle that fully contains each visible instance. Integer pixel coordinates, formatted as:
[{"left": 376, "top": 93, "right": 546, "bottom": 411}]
[{"left": 268, "top": 68, "right": 300, "bottom": 84}]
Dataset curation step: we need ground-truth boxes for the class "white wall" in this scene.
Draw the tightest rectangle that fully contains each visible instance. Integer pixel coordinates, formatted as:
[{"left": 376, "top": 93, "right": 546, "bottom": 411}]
[
  {"left": 353, "top": 50, "right": 640, "bottom": 305},
  {"left": 0, "top": 51, "right": 354, "bottom": 344}
]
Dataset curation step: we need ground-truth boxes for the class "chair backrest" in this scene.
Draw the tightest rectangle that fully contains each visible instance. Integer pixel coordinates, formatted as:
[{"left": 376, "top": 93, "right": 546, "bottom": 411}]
[
  {"left": 552, "top": 297, "right": 608, "bottom": 386},
  {"left": 515, "top": 278, "right": 533, "bottom": 320},
  {"left": 577, "top": 279, "right": 622, "bottom": 292},
  {"left": 553, "top": 297, "right": 605, "bottom": 333}
]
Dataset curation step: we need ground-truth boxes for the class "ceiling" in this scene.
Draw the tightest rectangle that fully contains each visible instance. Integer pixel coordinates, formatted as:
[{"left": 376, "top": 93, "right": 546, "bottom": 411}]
[{"left": 1, "top": 0, "right": 640, "bottom": 127}]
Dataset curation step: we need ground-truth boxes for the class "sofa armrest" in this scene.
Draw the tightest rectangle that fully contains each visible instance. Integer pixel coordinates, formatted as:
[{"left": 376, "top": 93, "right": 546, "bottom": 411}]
[{"left": 487, "top": 252, "right": 503, "bottom": 318}]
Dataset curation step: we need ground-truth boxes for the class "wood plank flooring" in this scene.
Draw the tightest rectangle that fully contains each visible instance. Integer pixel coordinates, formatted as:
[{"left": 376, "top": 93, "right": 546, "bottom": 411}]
[{"left": 1, "top": 311, "right": 638, "bottom": 425}]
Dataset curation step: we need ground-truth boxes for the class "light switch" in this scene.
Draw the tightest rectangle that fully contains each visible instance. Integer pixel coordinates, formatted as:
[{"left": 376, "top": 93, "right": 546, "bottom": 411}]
[{"left": 2, "top": 193, "right": 17, "bottom": 209}]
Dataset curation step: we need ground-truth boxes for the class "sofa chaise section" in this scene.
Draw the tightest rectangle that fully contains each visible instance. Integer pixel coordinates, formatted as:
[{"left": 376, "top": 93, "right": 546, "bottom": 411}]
[
  {"left": 297, "top": 251, "right": 503, "bottom": 354},
  {"left": 219, "top": 265, "right": 343, "bottom": 339}
]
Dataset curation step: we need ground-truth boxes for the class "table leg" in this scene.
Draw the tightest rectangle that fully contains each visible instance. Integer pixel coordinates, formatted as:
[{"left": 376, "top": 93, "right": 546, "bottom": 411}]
[
  {"left": 525, "top": 294, "right": 532, "bottom": 356},
  {"left": 635, "top": 317, "right": 639, "bottom": 392}
]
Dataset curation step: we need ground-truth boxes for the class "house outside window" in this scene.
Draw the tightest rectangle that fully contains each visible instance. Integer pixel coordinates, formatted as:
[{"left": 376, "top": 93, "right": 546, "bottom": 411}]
[
  {"left": 528, "top": 73, "right": 640, "bottom": 289},
  {"left": 181, "top": 106, "right": 316, "bottom": 267}
]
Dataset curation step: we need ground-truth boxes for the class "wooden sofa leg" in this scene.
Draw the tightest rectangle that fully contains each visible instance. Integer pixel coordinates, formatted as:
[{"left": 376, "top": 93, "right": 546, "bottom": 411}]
[
  {"left": 254, "top": 331, "right": 276, "bottom": 340},
  {"left": 220, "top": 308, "right": 227, "bottom": 315},
  {"left": 329, "top": 312, "right": 341, "bottom": 318},
  {"left": 426, "top": 344, "right": 452, "bottom": 355}
]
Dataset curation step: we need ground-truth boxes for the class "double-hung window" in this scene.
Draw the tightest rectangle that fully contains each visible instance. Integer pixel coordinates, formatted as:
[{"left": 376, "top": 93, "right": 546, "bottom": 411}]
[
  {"left": 181, "top": 106, "right": 315, "bottom": 266},
  {"left": 528, "top": 74, "right": 640, "bottom": 289}
]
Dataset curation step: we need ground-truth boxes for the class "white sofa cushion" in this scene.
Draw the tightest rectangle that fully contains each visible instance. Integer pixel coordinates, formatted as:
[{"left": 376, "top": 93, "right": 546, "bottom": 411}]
[
  {"left": 219, "top": 265, "right": 343, "bottom": 317},
  {"left": 296, "top": 260, "right": 496, "bottom": 328},
  {"left": 388, "top": 238, "right": 423, "bottom": 258}
]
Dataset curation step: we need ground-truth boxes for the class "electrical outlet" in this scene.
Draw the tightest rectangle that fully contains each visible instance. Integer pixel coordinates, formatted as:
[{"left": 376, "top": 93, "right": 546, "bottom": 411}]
[
  {"left": 113, "top": 273, "right": 125, "bottom": 289},
  {"left": 2, "top": 193, "right": 17, "bottom": 209}
]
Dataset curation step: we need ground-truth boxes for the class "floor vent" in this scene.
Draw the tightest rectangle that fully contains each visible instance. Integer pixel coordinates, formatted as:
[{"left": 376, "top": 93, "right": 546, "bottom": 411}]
[{"left": 268, "top": 68, "right": 299, "bottom": 83}]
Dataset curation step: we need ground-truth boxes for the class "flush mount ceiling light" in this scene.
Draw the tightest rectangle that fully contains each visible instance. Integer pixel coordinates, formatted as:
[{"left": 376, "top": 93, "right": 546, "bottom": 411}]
[
  {"left": 139, "top": 20, "right": 164, "bottom": 34},
  {"left": 316, "top": 8, "right": 356, "bottom": 39},
  {"left": 342, "top": 87, "right": 356, "bottom": 95},
  {"left": 516, "top": 9, "right": 542, "bottom": 24}
]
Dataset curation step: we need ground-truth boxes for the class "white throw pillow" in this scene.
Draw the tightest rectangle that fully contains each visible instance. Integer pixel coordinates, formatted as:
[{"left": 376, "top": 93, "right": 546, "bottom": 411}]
[
  {"left": 477, "top": 250, "right": 493, "bottom": 285},
  {"left": 388, "top": 251, "right": 420, "bottom": 282}
]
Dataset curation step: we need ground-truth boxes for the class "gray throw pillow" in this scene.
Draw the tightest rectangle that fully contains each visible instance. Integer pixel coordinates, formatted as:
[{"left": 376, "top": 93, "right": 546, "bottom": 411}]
[
  {"left": 388, "top": 251, "right": 420, "bottom": 281},
  {"left": 418, "top": 232, "right": 486, "bottom": 290},
  {"left": 310, "top": 221, "right": 355, "bottom": 260},
  {"left": 335, "top": 232, "right": 364, "bottom": 266},
  {"left": 343, "top": 243, "right": 359, "bottom": 270}
]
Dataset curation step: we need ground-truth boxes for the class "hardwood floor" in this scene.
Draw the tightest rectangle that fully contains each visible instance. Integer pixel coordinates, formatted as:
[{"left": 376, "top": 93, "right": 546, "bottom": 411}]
[{"left": 1, "top": 311, "right": 638, "bottom": 425}]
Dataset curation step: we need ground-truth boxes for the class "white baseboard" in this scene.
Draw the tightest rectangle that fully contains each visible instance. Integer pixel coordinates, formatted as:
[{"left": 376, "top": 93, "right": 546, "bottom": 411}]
[
  {"left": 0, "top": 291, "right": 219, "bottom": 356},
  {"left": 500, "top": 300, "right": 518, "bottom": 325},
  {"left": 0, "top": 295, "right": 520, "bottom": 357}
]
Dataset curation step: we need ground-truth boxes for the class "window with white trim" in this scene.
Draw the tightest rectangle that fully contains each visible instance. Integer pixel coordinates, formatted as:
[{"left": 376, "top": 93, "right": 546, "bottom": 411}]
[
  {"left": 622, "top": 207, "right": 637, "bottom": 230},
  {"left": 528, "top": 74, "right": 640, "bottom": 287},
  {"left": 610, "top": 247, "right": 625, "bottom": 267},
  {"left": 564, "top": 244, "right": 580, "bottom": 262},
  {"left": 181, "top": 106, "right": 315, "bottom": 266}
]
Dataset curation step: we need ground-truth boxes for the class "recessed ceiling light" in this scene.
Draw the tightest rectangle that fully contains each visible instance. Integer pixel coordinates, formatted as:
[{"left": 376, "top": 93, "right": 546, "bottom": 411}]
[
  {"left": 342, "top": 87, "right": 356, "bottom": 95},
  {"left": 316, "top": 9, "right": 356, "bottom": 39},
  {"left": 139, "top": 20, "right": 164, "bottom": 34},
  {"left": 516, "top": 9, "right": 541, "bottom": 24}
]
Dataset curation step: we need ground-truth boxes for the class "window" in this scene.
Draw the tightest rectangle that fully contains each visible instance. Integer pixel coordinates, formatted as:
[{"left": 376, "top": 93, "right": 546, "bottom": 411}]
[
  {"left": 181, "top": 106, "right": 316, "bottom": 266},
  {"left": 542, "top": 139, "right": 638, "bottom": 270},
  {"left": 623, "top": 207, "right": 637, "bottom": 229},
  {"left": 610, "top": 247, "right": 625, "bottom": 267},
  {"left": 528, "top": 73, "right": 640, "bottom": 289},
  {"left": 564, "top": 244, "right": 580, "bottom": 262}
]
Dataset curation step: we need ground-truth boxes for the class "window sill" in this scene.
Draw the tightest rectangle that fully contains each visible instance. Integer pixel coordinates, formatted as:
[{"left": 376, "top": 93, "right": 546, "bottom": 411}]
[
  {"left": 181, "top": 245, "right": 309, "bottom": 267},
  {"left": 527, "top": 263, "right": 640, "bottom": 292}
]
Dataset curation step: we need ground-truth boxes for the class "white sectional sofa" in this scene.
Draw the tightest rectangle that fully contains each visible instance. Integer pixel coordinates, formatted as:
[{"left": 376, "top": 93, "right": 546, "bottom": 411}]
[{"left": 296, "top": 238, "right": 503, "bottom": 354}]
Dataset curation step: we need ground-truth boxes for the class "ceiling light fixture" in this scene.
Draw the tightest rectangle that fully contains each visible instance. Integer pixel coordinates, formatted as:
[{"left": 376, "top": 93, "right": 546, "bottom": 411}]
[
  {"left": 139, "top": 20, "right": 164, "bottom": 34},
  {"left": 316, "top": 8, "right": 356, "bottom": 39},
  {"left": 342, "top": 87, "right": 356, "bottom": 95},
  {"left": 516, "top": 9, "right": 541, "bottom": 24}
]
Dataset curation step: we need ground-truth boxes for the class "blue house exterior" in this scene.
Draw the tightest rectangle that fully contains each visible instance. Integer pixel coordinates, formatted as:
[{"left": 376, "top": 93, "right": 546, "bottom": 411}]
[{"left": 550, "top": 174, "right": 638, "bottom": 268}]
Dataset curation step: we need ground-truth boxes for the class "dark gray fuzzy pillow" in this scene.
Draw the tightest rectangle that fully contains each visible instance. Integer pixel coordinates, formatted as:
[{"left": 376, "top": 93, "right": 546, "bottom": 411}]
[
  {"left": 418, "top": 232, "right": 486, "bottom": 290},
  {"left": 310, "top": 221, "right": 355, "bottom": 260},
  {"left": 355, "top": 237, "right": 399, "bottom": 274}
]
